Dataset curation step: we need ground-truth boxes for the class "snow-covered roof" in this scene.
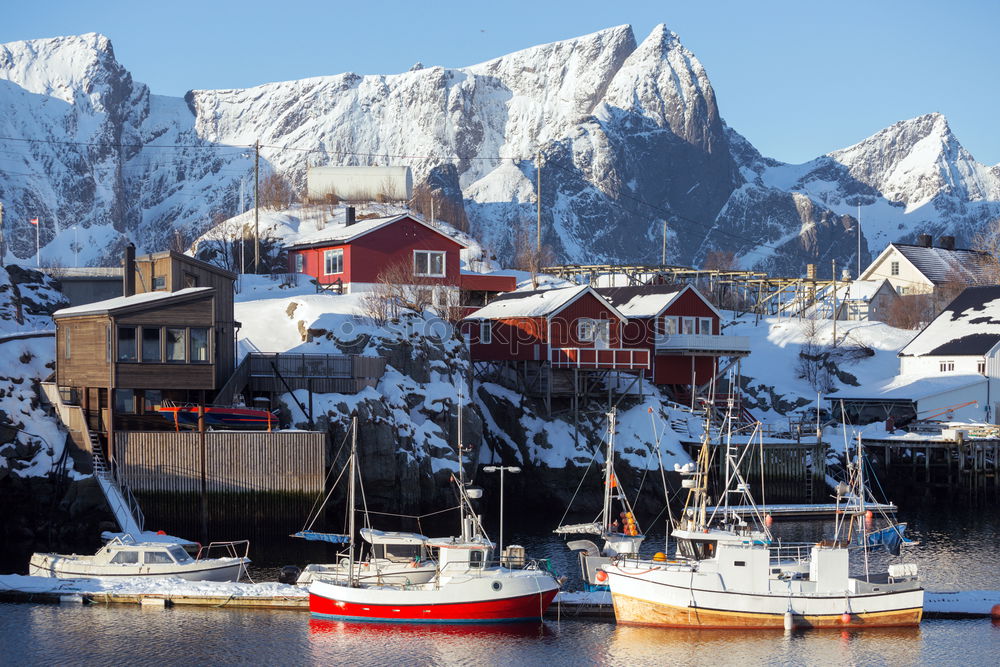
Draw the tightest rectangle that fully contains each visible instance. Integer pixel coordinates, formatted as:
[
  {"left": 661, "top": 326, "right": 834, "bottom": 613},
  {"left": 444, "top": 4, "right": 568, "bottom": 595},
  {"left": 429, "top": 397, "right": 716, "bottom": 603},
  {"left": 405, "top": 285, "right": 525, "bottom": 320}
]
[
  {"left": 595, "top": 285, "right": 685, "bottom": 318},
  {"left": 899, "top": 286, "right": 1000, "bottom": 357},
  {"left": 53, "top": 287, "right": 213, "bottom": 318},
  {"left": 464, "top": 285, "right": 622, "bottom": 320},
  {"left": 285, "top": 213, "right": 468, "bottom": 250},
  {"left": 838, "top": 279, "right": 891, "bottom": 302},
  {"left": 835, "top": 374, "right": 986, "bottom": 401},
  {"left": 889, "top": 243, "right": 997, "bottom": 285}
]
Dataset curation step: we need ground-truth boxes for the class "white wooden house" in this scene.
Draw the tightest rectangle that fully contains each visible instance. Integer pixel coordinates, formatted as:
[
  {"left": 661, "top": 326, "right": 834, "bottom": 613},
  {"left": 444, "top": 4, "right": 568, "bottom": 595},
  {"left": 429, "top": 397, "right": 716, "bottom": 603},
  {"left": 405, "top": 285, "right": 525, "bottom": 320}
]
[
  {"left": 859, "top": 235, "right": 997, "bottom": 297},
  {"left": 837, "top": 286, "right": 1000, "bottom": 424}
]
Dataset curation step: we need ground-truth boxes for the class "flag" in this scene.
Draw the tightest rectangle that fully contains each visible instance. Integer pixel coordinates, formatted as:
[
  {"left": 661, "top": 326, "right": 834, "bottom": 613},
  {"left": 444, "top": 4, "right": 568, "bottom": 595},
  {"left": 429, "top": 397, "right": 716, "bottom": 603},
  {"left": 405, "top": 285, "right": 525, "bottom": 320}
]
[{"left": 29, "top": 218, "right": 38, "bottom": 225}]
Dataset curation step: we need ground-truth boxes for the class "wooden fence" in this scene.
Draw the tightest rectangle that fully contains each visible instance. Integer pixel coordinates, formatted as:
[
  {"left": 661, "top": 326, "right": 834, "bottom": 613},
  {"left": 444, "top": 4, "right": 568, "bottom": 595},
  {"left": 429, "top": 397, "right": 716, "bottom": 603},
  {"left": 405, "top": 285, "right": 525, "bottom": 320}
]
[{"left": 115, "top": 431, "right": 326, "bottom": 494}]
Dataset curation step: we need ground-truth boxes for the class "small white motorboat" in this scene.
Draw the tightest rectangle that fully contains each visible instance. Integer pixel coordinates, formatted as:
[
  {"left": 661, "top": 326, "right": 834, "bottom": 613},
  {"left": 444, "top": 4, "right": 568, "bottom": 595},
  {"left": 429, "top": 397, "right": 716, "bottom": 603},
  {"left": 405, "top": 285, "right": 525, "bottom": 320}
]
[
  {"left": 295, "top": 528, "right": 438, "bottom": 586},
  {"left": 29, "top": 536, "right": 250, "bottom": 582}
]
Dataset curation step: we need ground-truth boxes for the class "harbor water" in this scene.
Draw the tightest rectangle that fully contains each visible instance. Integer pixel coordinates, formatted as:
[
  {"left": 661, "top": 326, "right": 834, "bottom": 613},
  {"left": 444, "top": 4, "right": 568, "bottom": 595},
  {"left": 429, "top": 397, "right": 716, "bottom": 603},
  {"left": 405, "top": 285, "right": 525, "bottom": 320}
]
[{"left": 3, "top": 502, "right": 999, "bottom": 665}]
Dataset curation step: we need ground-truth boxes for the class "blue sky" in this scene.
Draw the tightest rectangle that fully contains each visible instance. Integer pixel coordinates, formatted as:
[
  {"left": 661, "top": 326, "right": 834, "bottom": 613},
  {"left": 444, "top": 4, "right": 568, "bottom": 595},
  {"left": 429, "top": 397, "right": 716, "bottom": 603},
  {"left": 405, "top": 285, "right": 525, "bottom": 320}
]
[{"left": 3, "top": 0, "right": 998, "bottom": 165}]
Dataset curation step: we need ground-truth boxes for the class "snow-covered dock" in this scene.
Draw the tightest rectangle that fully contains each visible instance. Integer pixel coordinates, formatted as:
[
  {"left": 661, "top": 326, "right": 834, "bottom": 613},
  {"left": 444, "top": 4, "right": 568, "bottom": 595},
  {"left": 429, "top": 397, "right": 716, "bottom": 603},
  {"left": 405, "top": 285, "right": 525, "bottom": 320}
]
[{"left": 0, "top": 575, "right": 307, "bottom": 609}]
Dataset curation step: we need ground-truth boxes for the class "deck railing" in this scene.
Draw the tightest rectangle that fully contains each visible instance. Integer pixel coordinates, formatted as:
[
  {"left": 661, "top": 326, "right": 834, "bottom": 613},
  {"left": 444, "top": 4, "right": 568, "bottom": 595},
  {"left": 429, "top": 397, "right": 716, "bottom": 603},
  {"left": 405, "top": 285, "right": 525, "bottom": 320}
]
[
  {"left": 549, "top": 347, "right": 650, "bottom": 370},
  {"left": 654, "top": 333, "right": 751, "bottom": 353}
]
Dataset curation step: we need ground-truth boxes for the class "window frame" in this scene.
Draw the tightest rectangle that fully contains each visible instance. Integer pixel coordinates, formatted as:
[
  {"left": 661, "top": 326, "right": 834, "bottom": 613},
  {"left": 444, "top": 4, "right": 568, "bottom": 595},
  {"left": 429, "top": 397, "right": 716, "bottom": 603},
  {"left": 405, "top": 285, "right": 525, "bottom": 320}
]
[
  {"left": 978, "top": 360, "right": 987, "bottom": 375},
  {"left": 294, "top": 253, "right": 305, "bottom": 273},
  {"left": 64, "top": 326, "right": 71, "bottom": 360},
  {"left": 323, "top": 248, "right": 344, "bottom": 275},
  {"left": 152, "top": 275, "right": 167, "bottom": 291},
  {"left": 413, "top": 250, "right": 446, "bottom": 278},
  {"left": 141, "top": 326, "right": 162, "bottom": 362},
  {"left": 682, "top": 317, "right": 696, "bottom": 335},
  {"left": 480, "top": 320, "right": 492, "bottom": 345},
  {"left": 662, "top": 316, "right": 678, "bottom": 335},
  {"left": 165, "top": 327, "right": 187, "bottom": 362},
  {"left": 939, "top": 360, "right": 955, "bottom": 372},
  {"left": 890, "top": 261, "right": 899, "bottom": 276},
  {"left": 189, "top": 327, "right": 211, "bottom": 364},
  {"left": 699, "top": 317, "right": 714, "bottom": 335},
  {"left": 576, "top": 318, "right": 595, "bottom": 343},
  {"left": 117, "top": 326, "right": 138, "bottom": 362}
]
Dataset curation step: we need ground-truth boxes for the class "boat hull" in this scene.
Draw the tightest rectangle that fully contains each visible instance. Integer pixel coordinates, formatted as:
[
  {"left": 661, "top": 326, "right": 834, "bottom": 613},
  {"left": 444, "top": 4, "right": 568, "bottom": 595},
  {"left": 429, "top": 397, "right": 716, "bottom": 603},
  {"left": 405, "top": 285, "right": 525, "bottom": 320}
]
[
  {"left": 605, "top": 567, "right": 924, "bottom": 629},
  {"left": 28, "top": 554, "right": 248, "bottom": 582},
  {"left": 309, "top": 575, "right": 559, "bottom": 624}
]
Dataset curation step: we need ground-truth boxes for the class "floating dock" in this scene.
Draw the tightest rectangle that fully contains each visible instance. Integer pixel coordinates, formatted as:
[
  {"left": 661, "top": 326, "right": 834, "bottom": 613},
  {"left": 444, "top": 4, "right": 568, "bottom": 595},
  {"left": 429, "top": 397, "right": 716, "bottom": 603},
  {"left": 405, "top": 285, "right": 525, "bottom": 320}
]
[{"left": 705, "top": 502, "right": 897, "bottom": 519}]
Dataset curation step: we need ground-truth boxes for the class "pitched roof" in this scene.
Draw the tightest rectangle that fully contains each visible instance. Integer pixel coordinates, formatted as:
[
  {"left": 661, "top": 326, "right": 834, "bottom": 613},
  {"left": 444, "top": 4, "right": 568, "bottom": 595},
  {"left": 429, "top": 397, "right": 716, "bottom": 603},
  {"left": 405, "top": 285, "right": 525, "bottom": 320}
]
[
  {"left": 899, "top": 285, "right": 1000, "bottom": 357},
  {"left": 595, "top": 284, "right": 687, "bottom": 318},
  {"left": 837, "top": 279, "right": 892, "bottom": 302},
  {"left": 285, "top": 214, "right": 468, "bottom": 250},
  {"left": 464, "top": 285, "right": 622, "bottom": 320},
  {"left": 890, "top": 243, "right": 997, "bottom": 285},
  {"left": 53, "top": 287, "right": 213, "bottom": 318}
]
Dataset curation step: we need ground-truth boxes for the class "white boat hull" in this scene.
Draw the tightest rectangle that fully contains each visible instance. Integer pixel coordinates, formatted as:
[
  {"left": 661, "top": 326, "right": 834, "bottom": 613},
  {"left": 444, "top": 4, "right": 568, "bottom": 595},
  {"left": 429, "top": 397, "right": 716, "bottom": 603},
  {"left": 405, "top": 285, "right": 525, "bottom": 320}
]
[
  {"left": 604, "top": 564, "right": 924, "bottom": 629},
  {"left": 28, "top": 553, "right": 248, "bottom": 582}
]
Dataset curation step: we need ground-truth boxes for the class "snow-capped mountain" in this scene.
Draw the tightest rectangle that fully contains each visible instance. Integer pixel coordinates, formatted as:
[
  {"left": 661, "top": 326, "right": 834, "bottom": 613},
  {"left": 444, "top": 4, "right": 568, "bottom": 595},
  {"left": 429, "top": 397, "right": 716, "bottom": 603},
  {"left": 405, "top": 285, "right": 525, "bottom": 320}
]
[{"left": 0, "top": 28, "right": 997, "bottom": 274}]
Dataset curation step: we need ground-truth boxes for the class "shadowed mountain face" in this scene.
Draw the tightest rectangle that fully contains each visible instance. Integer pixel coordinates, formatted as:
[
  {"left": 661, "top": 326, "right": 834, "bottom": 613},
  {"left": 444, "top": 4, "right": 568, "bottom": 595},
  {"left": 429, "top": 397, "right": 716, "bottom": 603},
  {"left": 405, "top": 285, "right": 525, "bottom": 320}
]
[{"left": 0, "top": 29, "right": 997, "bottom": 274}]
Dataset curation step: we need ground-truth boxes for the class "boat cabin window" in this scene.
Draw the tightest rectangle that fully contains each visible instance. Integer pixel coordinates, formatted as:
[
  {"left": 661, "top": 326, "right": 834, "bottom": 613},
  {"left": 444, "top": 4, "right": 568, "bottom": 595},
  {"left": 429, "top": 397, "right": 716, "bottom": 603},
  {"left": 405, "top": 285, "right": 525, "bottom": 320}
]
[
  {"left": 168, "top": 546, "right": 192, "bottom": 563},
  {"left": 145, "top": 550, "right": 176, "bottom": 564},
  {"left": 373, "top": 543, "right": 423, "bottom": 562},
  {"left": 470, "top": 550, "right": 485, "bottom": 568},
  {"left": 110, "top": 550, "right": 139, "bottom": 564},
  {"left": 677, "top": 539, "right": 717, "bottom": 560}
]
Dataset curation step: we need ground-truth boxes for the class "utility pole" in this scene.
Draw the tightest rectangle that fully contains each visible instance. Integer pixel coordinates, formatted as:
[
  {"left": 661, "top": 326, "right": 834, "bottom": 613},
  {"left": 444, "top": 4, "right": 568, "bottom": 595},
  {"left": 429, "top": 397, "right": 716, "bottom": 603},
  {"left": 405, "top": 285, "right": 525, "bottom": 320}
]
[
  {"left": 856, "top": 203, "right": 862, "bottom": 279},
  {"left": 661, "top": 220, "right": 667, "bottom": 265},
  {"left": 0, "top": 202, "right": 4, "bottom": 267},
  {"left": 832, "top": 258, "right": 837, "bottom": 346},
  {"left": 535, "top": 152, "right": 542, "bottom": 252},
  {"left": 254, "top": 140, "right": 260, "bottom": 274}
]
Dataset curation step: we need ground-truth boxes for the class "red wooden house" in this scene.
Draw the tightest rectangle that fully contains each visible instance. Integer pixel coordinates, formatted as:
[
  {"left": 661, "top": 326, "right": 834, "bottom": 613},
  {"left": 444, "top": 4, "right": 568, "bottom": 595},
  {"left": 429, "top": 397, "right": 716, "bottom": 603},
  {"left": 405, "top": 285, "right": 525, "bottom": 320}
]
[
  {"left": 286, "top": 210, "right": 515, "bottom": 311},
  {"left": 595, "top": 284, "right": 749, "bottom": 393},
  {"left": 463, "top": 285, "right": 649, "bottom": 371}
]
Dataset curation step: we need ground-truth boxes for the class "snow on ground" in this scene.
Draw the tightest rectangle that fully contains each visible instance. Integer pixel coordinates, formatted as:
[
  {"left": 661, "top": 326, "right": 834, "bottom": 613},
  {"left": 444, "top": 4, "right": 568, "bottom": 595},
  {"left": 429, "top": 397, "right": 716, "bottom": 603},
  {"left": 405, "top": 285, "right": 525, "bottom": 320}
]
[
  {"left": 726, "top": 313, "right": 915, "bottom": 421},
  {"left": 0, "top": 574, "right": 305, "bottom": 598}
]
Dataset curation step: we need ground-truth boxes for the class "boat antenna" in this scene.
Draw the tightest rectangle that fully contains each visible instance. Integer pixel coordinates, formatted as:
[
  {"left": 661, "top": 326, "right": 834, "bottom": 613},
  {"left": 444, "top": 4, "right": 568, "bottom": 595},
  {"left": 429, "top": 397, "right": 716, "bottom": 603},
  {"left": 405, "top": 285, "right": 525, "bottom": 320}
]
[{"left": 602, "top": 408, "right": 616, "bottom": 535}]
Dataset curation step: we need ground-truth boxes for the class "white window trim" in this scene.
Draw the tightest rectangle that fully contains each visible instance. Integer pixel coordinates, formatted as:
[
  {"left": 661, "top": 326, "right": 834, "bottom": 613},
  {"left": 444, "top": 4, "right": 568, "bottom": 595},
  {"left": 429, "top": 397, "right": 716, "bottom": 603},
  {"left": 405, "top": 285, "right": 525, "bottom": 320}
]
[
  {"left": 294, "top": 253, "right": 304, "bottom": 273},
  {"left": 413, "top": 250, "right": 446, "bottom": 278},
  {"left": 662, "top": 316, "right": 678, "bottom": 335},
  {"left": 480, "top": 320, "right": 492, "bottom": 345},
  {"left": 324, "top": 248, "right": 344, "bottom": 275},
  {"left": 939, "top": 360, "right": 955, "bottom": 372},
  {"left": 699, "top": 317, "right": 713, "bottom": 335},
  {"left": 682, "top": 317, "right": 696, "bottom": 335},
  {"left": 890, "top": 260, "right": 899, "bottom": 276},
  {"left": 576, "top": 318, "right": 595, "bottom": 343}
]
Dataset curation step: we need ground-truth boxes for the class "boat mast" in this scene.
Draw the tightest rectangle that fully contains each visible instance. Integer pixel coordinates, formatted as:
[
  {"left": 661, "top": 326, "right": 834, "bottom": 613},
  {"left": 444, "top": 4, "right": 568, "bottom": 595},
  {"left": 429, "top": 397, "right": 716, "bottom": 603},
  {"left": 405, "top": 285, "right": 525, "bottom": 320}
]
[
  {"left": 602, "top": 409, "right": 616, "bottom": 535},
  {"left": 457, "top": 387, "right": 467, "bottom": 541},
  {"left": 347, "top": 416, "right": 357, "bottom": 587}
]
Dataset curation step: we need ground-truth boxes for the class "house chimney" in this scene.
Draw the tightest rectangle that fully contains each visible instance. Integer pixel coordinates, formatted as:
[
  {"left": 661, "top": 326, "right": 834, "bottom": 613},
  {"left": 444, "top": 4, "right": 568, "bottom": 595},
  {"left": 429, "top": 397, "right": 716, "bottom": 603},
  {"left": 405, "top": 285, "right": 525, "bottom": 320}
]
[
  {"left": 806, "top": 263, "right": 816, "bottom": 279},
  {"left": 916, "top": 233, "right": 932, "bottom": 247},
  {"left": 123, "top": 244, "right": 136, "bottom": 297},
  {"left": 345, "top": 206, "right": 356, "bottom": 225},
  {"left": 842, "top": 268, "right": 851, "bottom": 281},
  {"left": 938, "top": 235, "right": 955, "bottom": 250}
]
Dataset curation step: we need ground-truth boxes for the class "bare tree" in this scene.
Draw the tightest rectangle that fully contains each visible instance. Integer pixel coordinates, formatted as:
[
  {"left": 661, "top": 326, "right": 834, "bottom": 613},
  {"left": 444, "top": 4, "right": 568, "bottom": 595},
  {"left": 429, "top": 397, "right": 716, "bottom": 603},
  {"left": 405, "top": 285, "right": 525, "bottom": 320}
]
[
  {"left": 259, "top": 173, "right": 296, "bottom": 210},
  {"left": 410, "top": 183, "right": 470, "bottom": 232},
  {"left": 360, "top": 258, "right": 439, "bottom": 324},
  {"left": 795, "top": 315, "right": 835, "bottom": 393},
  {"left": 511, "top": 223, "right": 556, "bottom": 289},
  {"left": 885, "top": 293, "right": 934, "bottom": 330},
  {"left": 702, "top": 250, "right": 739, "bottom": 271}
]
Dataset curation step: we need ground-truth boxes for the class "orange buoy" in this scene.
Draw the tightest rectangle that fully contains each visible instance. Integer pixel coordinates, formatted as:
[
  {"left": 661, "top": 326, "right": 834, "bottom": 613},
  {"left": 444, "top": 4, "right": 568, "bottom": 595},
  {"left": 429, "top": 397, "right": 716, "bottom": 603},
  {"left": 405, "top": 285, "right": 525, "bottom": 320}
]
[
  {"left": 841, "top": 612, "right": 852, "bottom": 624},
  {"left": 991, "top": 604, "right": 1000, "bottom": 619},
  {"left": 653, "top": 552, "right": 667, "bottom": 562},
  {"left": 596, "top": 570, "right": 608, "bottom": 583},
  {"left": 765, "top": 514, "right": 774, "bottom": 527},
  {"left": 156, "top": 530, "right": 166, "bottom": 535}
]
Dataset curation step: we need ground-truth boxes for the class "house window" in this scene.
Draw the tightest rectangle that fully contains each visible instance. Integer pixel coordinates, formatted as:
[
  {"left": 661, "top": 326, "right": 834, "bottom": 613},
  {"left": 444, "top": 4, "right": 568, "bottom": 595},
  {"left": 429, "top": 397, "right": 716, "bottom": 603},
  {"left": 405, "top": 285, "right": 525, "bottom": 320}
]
[
  {"left": 897, "top": 286, "right": 908, "bottom": 295},
  {"left": 699, "top": 317, "right": 713, "bottom": 335},
  {"left": 183, "top": 272, "right": 198, "bottom": 289},
  {"left": 577, "top": 319, "right": 595, "bottom": 342},
  {"left": 480, "top": 321, "right": 492, "bottom": 345},
  {"left": 141, "top": 327, "right": 161, "bottom": 362},
  {"left": 890, "top": 261, "right": 899, "bottom": 276},
  {"left": 64, "top": 327, "right": 71, "bottom": 359},
  {"left": 939, "top": 360, "right": 955, "bottom": 372},
  {"left": 324, "top": 249, "right": 344, "bottom": 275},
  {"left": 165, "top": 328, "right": 186, "bottom": 362},
  {"left": 152, "top": 275, "right": 166, "bottom": 290},
  {"left": 662, "top": 316, "right": 678, "bottom": 335},
  {"left": 114, "top": 389, "right": 135, "bottom": 414},
  {"left": 106, "top": 325, "right": 111, "bottom": 361},
  {"left": 414, "top": 250, "right": 446, "bottom": 277},
  {"left": 117, "top": 327, "right": 137, "bottom": 361},
  {"left": 978, "top": 360, "right": 986, "bottom": 375},
  {"left": 682, "top": 317, "right": 696, "bottom": 335},
  {"left": 190, "top": 328, "right": 210, "bottom": 363},
  {"left": 143, "top": 390, "right": 163, "bottom": 411},
  {"left": 295, "top": 253, "right": 305, "bottom": 273}
]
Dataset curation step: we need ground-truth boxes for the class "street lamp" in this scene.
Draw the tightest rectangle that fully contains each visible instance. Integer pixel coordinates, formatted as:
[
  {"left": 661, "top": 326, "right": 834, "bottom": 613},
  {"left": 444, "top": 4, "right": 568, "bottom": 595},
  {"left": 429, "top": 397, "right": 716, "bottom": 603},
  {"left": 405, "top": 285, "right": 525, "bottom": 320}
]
[{"left": 482, "top": 465, "right": 521, "bottom": 561}]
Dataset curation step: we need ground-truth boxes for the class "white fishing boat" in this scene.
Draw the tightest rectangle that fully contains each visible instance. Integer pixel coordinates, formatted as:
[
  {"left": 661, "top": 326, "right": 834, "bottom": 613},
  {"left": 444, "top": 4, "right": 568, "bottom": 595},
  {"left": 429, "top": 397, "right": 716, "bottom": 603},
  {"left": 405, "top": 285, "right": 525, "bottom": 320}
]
[
  {"left": 601, "top": 404, "right": 923, "bottom": 629},
  {"left": 29, "top": 536, "right": 250, "bottom": 582},
  {"left": 554, "top": 409, "right": 645, "bottom": 591},
  {"left": 308, "top": 413, "right": 560, "bottom": 623}
]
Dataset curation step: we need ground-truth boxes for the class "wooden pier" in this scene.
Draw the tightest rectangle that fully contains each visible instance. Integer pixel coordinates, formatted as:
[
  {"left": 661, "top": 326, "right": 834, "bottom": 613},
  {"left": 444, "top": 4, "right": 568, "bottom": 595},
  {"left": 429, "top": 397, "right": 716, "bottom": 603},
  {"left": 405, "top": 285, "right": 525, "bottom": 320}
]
[{"left": 862, "top": 435, "right": 1000, "bottom": 489}]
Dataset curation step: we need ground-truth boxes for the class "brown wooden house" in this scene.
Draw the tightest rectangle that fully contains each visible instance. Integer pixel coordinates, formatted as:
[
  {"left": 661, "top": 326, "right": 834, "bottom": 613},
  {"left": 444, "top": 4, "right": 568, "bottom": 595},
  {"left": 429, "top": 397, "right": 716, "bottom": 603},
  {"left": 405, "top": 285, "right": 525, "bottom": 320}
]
[{"left": 53, "top": 248, "right": 238, "bottom": 457}]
